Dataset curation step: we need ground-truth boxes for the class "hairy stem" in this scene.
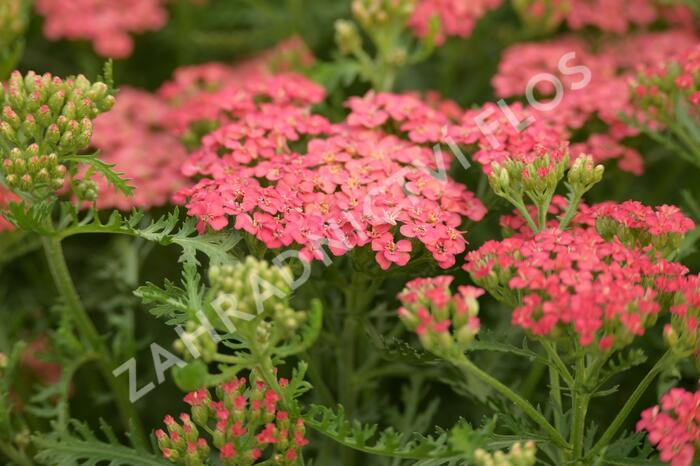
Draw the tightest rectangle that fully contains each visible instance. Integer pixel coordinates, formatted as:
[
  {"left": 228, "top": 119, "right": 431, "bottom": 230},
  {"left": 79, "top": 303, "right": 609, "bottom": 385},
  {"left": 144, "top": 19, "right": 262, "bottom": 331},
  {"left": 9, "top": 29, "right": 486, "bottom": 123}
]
[
  {"left": 456, "top": 356, "right": 570, "bottom": 450},
  {"left": 41, "top": 236, "right": 146, "bottom": 445}
]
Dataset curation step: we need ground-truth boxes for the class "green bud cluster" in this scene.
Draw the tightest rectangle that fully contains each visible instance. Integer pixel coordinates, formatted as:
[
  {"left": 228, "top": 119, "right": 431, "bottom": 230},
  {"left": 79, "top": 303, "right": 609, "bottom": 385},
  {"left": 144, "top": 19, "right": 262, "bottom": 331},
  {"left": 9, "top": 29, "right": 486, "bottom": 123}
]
[
  {"left": 398, "top": 278, "right": 482, "bottom": 359},
  {"left": 207, "top": 257, "right": 307, "bottom": 350},
  {"left": 335, "top": 19, "right": 363, "bottom": 56},
  {"left": 351, "top": 0, "right": 416, "bottom": 30},
  {"left": 173, "top": 320, "right": 219, "bottom": 363},
  {"left": 489, "top": 150, "right": 569, "bottom": 208},
  {"left": 663, "top": 293, "right": 699, "bottom": 358},
  {"left": 473, "top": 441, "right": 537, "bottom": 466},
  {"left": 0, "top": 70, "right": 115, "bottom": 198},
  {"left": 567, "top": 155, "right": 604, "bottom": 195}
]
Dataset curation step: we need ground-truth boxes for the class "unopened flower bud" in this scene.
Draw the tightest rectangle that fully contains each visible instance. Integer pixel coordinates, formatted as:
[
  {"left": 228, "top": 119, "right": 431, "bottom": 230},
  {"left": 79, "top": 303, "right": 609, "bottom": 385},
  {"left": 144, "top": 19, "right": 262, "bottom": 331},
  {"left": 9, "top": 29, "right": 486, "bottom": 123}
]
[{"left": 335, "top": 19, "right": 362, "bottom": 55}]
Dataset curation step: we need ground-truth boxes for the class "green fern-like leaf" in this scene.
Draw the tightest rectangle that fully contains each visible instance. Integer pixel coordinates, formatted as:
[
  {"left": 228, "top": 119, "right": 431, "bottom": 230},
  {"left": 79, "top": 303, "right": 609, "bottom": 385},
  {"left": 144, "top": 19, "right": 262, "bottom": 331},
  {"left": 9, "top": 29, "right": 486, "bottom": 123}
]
[
  {"left": 60, "top": 207, "right": 240, "bottom": 266},
  {"left": 135, "top": 262, "right": 205, "bottom": 325},
  {"left": 33, "top": 419, "right": 170, "bottom": 466},
  {"left": 64, "top": 152, "right": 134, "bottom": 197},
  {"left": 303, "top": 404, "right": 465, "bottom": 460}
]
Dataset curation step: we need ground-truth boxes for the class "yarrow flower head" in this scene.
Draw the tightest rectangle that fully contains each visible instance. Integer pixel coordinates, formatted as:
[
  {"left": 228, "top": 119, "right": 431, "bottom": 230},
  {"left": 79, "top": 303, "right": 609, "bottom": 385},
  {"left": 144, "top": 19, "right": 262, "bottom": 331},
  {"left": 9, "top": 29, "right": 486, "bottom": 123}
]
[
  {"left": 35, "top": 0, "right": 169, "bottom": 58},
  {"left": 632, "top": 44, "right": 700, "bottom": 132},
  {"left": 398, "top": 276, "right": 482, "bottom": 357},
  {"left": 0, "top": 71, "right": 115, "bottom": 200},
  {"left": 157, "top": 374, "right": 308, "bottom": 465},
  {"left": 465, "top": 227, "right": 688, "bottom": 350},
  {"left": 177, "top": 82, "right": 486, "bottom": 270},
  {"left": 492, "top": 32, "right": 697, "bottom": 176},
  {"left": 637, "top": 386, "right": 700, "bottom": 466},
  {"left": 90, "top": 87, "right": 189, "bottom": 210},
  {"left": 159, "top": 38, "right": 318, "bottom": 141},
  {"left": 584, "top": 200, "right": 696, "bottom": 258}
]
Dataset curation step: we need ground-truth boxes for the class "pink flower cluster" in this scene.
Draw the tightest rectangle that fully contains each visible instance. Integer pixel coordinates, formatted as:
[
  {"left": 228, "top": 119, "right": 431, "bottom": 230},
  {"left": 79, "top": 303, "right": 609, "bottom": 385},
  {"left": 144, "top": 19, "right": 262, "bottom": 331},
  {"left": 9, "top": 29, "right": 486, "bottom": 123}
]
[
  {"left": 566, "top": 0, "right": 658, "bottom": 33},
  {"left": 409, "top": 0, "right": 502, "bottom": 44},
  {"left": 585, "top": 201, "right": 696, "bottom": 237},
  {"left": 491, "top": 31, "right": 698, "bottom": 175},
  {"left": 633, "top": 43, "right": 700, "bottom": 128},
  {"left": 90, "top": 87, "right": 189, "bottom": 210},
  {"left": 398, "top": 276, "right": 483, "bottom": 354},
  {"left": 157, "top": 377, "right": 308, "bottom": 465},
  {"left": 35, "top": 0, "right": 168, "bottom": 58},
  {"left": 637, "top": 386, "right": 700, "bottom": 466},
  {"left": 464, "top": 227, "right": 688, "bottom": 349},
  {"left": 159, "top": 38, "right": 317, "bottom": 136},
  {"left": 178, "top": 83, "right": 486, "bottom": 270},
  {"left": 499, "top": 197, "right": 695, "bottom": 258},
  {"left": 460, "top": 102, "right": 563, "bottom": 174}
]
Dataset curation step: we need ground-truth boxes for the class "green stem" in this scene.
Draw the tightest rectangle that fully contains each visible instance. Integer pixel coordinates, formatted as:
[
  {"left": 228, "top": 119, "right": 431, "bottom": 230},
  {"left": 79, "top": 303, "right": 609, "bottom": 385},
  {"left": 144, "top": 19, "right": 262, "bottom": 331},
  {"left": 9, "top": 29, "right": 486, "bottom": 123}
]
[
  {"left": 512, "top": 199, "right": 540, "bottom": 234},
  {"left": 541, "top": 341, "right": 574, "bottom": 388},
  {"left": 211, "top": 353, "right": 246, "bottom": 365},
  {"left": 570, "top": 355, "right": 588, "bottom": 460},
  {"left": 455, "top": 357, "right": 570, "bottom": 450},
  {"left": 559, "top": 191, "right": 583, "bottom": 230},
  {"left": 585, "top": 350, "right": 676, "bottom": 462},
  {"left": 0, "top": 440, "right": 33, "bottom": 466},
  {"left": 41, "top": 236, "right": 146, "bottom": 445}
]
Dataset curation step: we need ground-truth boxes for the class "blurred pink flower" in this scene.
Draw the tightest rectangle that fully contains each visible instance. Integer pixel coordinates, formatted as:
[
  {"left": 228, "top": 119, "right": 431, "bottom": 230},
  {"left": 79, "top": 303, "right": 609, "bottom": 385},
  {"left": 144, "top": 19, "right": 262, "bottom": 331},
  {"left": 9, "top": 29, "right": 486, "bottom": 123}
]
[
  {"left": 90, "top": 87, "right": 189, "bottom": 210},
  {"left": 35, "top": 0, "right": 168, "bottom": 58}
]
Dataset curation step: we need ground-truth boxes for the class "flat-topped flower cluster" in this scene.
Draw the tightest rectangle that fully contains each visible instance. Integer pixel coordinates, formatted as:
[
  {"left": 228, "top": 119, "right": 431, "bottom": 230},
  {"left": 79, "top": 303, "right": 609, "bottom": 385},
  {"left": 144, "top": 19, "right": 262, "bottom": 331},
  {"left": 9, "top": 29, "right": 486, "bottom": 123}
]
[{"left": 177, "top": 80, "right": 487, "bottom": 270}]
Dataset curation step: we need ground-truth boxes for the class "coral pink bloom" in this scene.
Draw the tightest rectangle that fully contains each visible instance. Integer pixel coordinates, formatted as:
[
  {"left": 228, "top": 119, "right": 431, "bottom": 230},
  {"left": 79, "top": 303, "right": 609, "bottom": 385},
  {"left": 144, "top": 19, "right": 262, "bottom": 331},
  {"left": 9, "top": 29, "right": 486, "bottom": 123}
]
[
  {"left": 372, "top": 233, "right": 412, "bottom": 270},
  {"left": 637, "top": 387, "right": 700, "bottom": 466},
  {"left": 178, "top": 82, "right": 485, "bottom": 270},
  {"left": 465, "top": 227, "right": 688, "bottom": 349}
]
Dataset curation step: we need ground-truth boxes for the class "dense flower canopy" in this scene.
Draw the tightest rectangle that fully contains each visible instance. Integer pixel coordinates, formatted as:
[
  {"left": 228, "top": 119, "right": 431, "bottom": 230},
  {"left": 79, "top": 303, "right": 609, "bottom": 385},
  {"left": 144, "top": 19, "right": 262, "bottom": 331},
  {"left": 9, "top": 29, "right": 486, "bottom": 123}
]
[
  {"left": 159, "top": 37, "right": 316, "bottom": 136},
  {"left": 177, "top": 79, "right": 487, "bottom": 270},
  {"left": 491, "top": 31, "right": 698, "bottom": 175}
]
